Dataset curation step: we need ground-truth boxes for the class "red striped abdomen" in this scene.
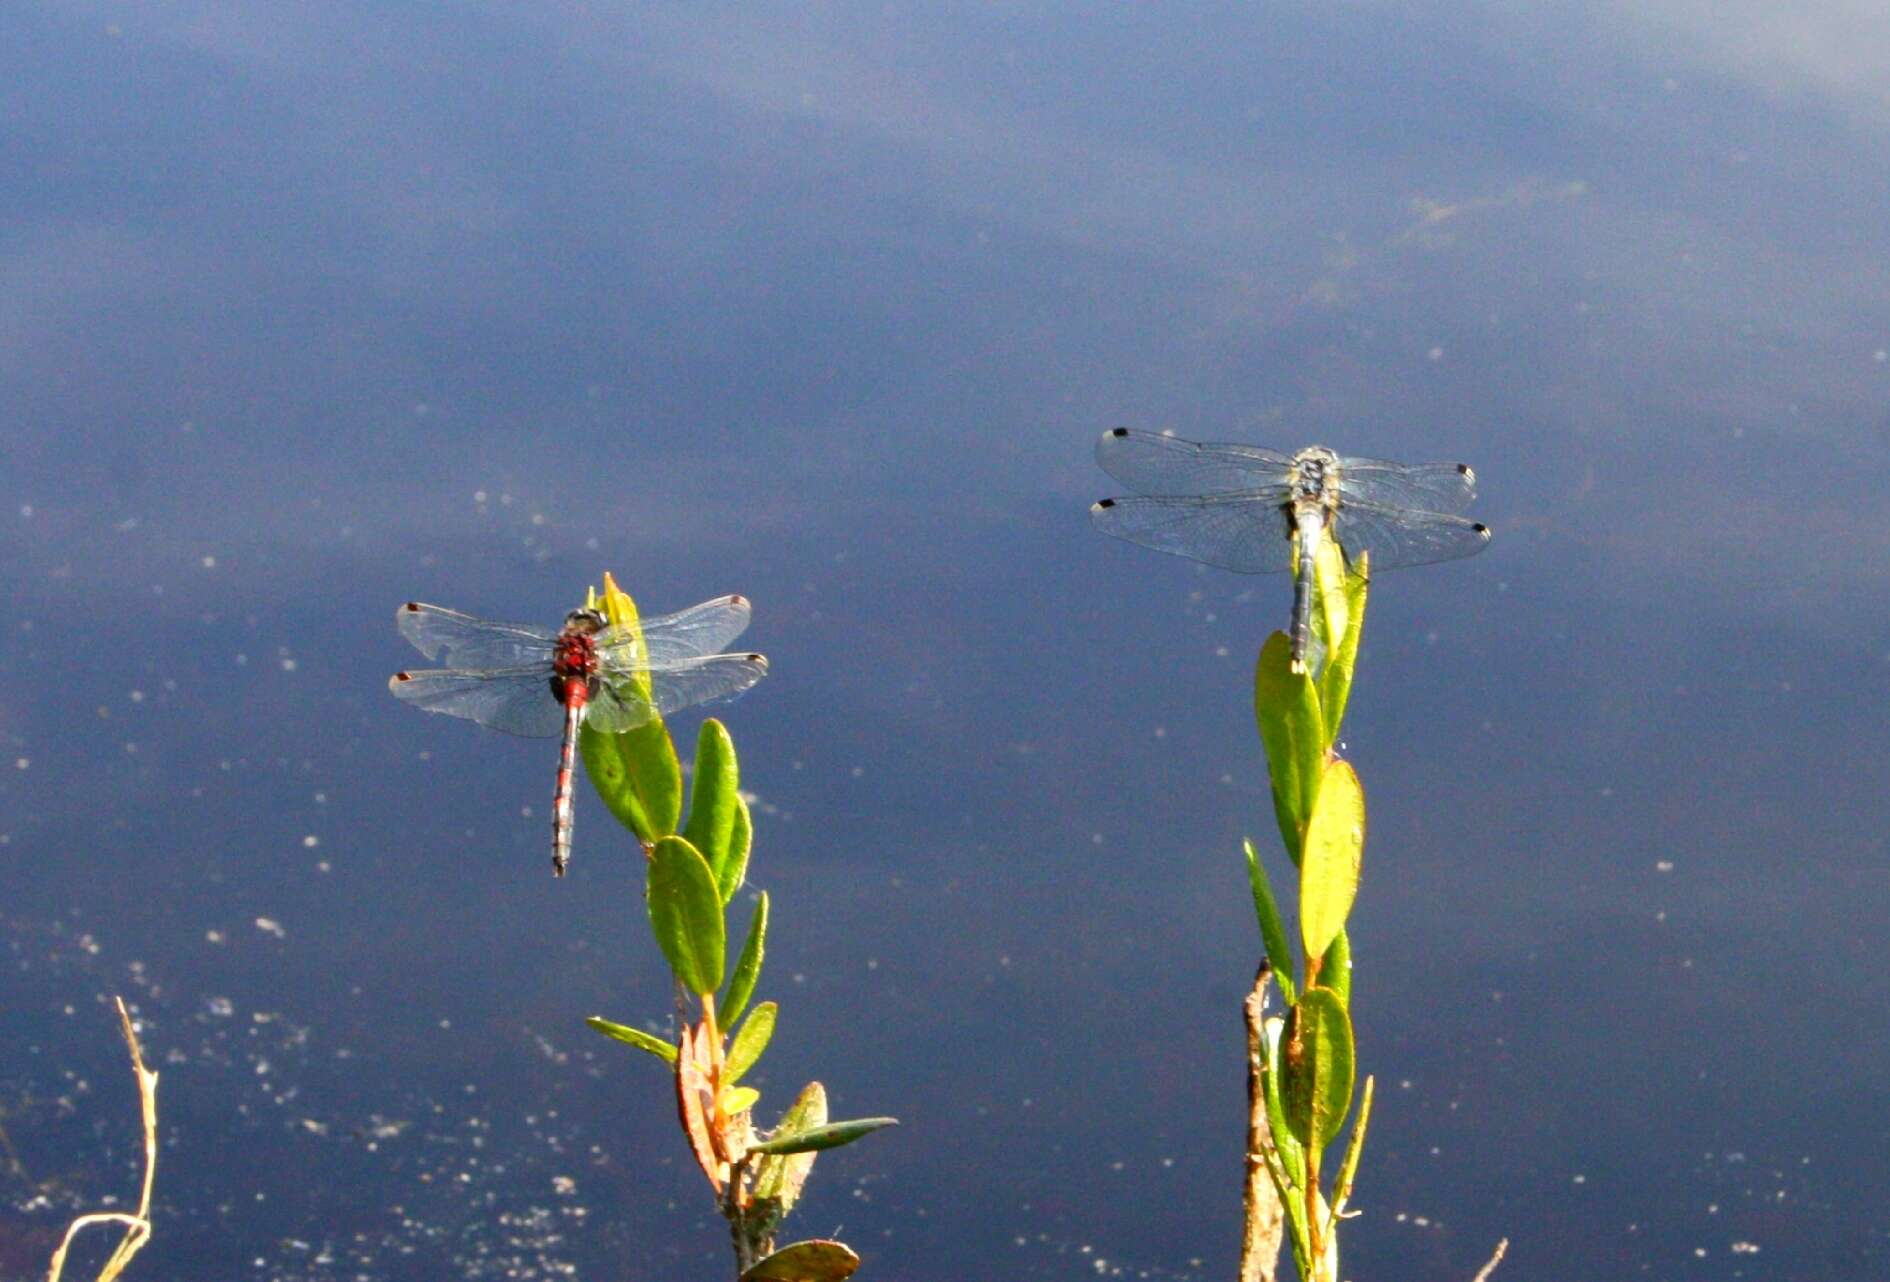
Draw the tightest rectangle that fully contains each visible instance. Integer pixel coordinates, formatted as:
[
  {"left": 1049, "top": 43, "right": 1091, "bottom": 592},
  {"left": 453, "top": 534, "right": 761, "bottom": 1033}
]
[{"left": 551, "top": 680, "right": 588, "bottom": 876}]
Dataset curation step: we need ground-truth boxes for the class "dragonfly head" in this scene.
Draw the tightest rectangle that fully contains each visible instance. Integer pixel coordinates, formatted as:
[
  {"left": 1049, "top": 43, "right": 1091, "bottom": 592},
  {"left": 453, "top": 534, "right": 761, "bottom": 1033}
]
[{"left": 562, "top": 607, "right": 608, "bottom": 636}]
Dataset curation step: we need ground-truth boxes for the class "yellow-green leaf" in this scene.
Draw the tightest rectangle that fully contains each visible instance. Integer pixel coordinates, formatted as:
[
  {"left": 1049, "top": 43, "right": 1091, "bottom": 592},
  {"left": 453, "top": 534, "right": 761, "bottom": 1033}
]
[
  {"left": 750, "top": 1117, "right": 898, "bottom": 1156},
  {"left": 1281, "top": 987, "right": 1356, "bottom": 1162},
  {"left": 753, "top": 1081, "right": 827, "bottom": 1211},
  {"left": 585, "top": 1016, "right": 678, "bottom": 1065},
  {"left": 740, "top": 1240, "right": 860, "bottom": 1282},
  {"left": 647, "top": 835, "right": 725, "bottom": 995},
  {"left": 1317, "top": 551, "right": 1370, "bottom": 746},
  {"left": 1300, "top": 760, "right": 1365, "bottom": 964},
  {"left": 721, "top": 1084, "right": 761, "bottom": 1116},
  {"left": 721, "top": 890, "right": 768, "bottom": 1028},
  {"left": 1244, "top": 839, "right": 1298, "bottom": 1007},
  {"left": 580, "top": 573, "right": 682, "bottom": 840},
  {"left": 684, "top": 719, "right": 744, "bottom": 900},
  {"left": 725, "top": 1001, "right": 777, "bottom": 1085},
  {"left": 1255, "top": 632, "right": 1328, "bottom": 864}
]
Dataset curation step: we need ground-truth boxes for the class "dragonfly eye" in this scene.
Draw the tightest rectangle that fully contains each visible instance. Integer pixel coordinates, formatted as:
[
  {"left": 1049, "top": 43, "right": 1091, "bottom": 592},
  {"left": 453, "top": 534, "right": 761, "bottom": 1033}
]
[{"left": 564, "top": 607, "right": 607, "bottom": 634}]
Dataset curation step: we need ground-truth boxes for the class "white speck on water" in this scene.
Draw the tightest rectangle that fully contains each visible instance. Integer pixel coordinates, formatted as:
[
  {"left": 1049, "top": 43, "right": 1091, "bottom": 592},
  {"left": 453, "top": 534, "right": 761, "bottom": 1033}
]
[
  {"left": 851, "top": 766, "right": 864, "bottom": 778},
  {"left": 1573, "top": 1173, "right": 1586, "bottom": 1184},
  {"left": 279, "top": 657, "right": 297, "bottom": 672},
  {"left": 1731, "top": 1241, "right": 1760, "bottom": 1254},
  {"left": 1656, "top": 859, "right": 1674, "bottom": 872},
  {"left": 235, "top": 653, "right": 248, "bottom": 665},
  {"left": 201, "top": 555, "right": 217, "bottom": 568},
  {"left": 14, "top": 757, "right": 27, "bottom": 770},
  {"left": 1874, "top": 349, "right": 1887, "bottom": 363},
  {"left": 254, "top": 917, "right": 286, "bottom": 939},
  {"left": 301, "top": 835, "right": 319, "bottom": 848},
  {"left": 129, "top": 689, "right": 144, "bottom": 703},
  {"left": 205, "top": 929, "right": 225, "bottom": 944},
  {"left": 207, "top": 996, "right": 234, "bottom": 1017}
]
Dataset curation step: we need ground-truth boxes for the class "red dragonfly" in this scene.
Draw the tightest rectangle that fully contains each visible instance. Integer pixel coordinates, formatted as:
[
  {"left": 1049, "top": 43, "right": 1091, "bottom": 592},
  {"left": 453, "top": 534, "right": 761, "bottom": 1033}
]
[{"left": 389, "top": 594, "right": 767, "bottom": 875}]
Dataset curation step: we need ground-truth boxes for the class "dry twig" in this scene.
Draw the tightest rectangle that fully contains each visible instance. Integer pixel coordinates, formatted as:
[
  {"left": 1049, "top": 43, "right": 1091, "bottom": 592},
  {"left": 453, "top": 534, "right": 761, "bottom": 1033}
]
[
  {"left": 1238, "top": 964, "right": 1283, "bottom": 1282},
  {"left": 1469, "top": 1237, "right": 1509, "bottom": 1282},
  {"left": 45, "top": 997, "right": 158, "bottom": 1282}
]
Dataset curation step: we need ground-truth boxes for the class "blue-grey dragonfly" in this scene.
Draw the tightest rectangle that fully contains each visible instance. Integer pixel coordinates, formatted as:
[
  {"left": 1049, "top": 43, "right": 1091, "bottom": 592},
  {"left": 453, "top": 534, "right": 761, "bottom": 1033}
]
[
  {"left": 1090, "top": 428, "right": 1490, "bottom": 670},
  {"left": 389, "top": 594, "right": 767, "bottom": 875}
]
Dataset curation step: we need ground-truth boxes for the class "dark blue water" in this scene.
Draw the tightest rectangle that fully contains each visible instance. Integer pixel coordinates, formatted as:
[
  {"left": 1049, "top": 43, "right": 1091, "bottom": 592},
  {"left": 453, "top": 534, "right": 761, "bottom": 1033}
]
[{"left": 6, "top": 5, "right": 1890, "bottom": 1279}]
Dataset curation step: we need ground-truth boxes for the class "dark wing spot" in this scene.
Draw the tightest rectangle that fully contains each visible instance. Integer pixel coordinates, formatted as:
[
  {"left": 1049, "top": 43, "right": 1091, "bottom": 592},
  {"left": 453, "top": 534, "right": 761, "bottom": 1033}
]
[
  {"left": 1109, "top": 426, "right": 1130, "bottom": 437},
  {"left": 393, "top": 671, "right": 413, "bottom": 682},
  {"left": 1456, "top": 464, "right": 1471, "bottom": 476},
  {"left": 1473, "top": 523, "right": 1490, "bottom": 535},
  {"left": 747, "top": 653, "right": 763, "bottom": 662},
  {"left": 1095, "top": 498, "right": 1117, "bottom": 509},
  {"left": 403, "top": 601, "right": 421, "bottom": 612}
]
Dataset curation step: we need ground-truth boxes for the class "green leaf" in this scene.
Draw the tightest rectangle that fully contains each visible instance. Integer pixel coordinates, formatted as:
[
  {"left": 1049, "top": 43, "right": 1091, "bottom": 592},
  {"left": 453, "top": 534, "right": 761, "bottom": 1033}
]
[
  {"left": 754, "top": 1081, "right": 826, "bottom": 1211},
  {"left": 1261, "top": 1015, "right": 1306, "bottom": 1193},
  {"left": 1255, "top": 632, "right": 1328, "bottom": 864},
  {"left": 581, "top": 718, "right": 682, "bottom": 843},
  {"left": 725, "top": 1001, "right": 777, "bottom": 1085},
  {"left": 684, "top": 719, "right": 746, "bottom": 900},
  {"left": 1280, "top": 987, "right": 1356, "bottom": 1163},
  {"left": 647, "top": 835, "right": 726, "bottom": 995},
  {"left": 585, "top": 1016, "right": 679, "bottom": 1064},
  {"left": 1300, "top": 760, "right": 1365, "bottom": 965},
  {"left": 1243, "top": 839, "right": 1298, "bottom": 1007},
  {"left": 1332, "top": 1073, "right": 1374, "bottom": 1217},
  {"left": 723, "top": 794, "right": 753, "bottom": 902},
  {"left": 740, "top": 1240, "right": 860, "bottom": 1282},
  {"left": 721, "top": 891, "right": 768, "bottom": 1027},
  {"left": 1321, "top": 928, "right": 1352, "bottom": 1008},
  {"left": 1317, "top": 551, "right": 1370, "bottom": 746},
  {"left": 750, "top": 1117, "right": 898, "bottom": 1156}
]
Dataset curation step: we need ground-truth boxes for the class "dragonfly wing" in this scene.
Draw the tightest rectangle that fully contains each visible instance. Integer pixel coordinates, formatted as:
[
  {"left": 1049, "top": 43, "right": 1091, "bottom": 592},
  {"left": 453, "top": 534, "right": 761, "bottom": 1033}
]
[
  {"left": 388, "top": 666, "right": 566, "bottom": 737},
  {"left": 647, "top": 653, "right": 771, "bottom": 716},
  {"left": 1095, "top": 428, "right": 1296, "bottom": 497},
  {"left": 598, "top": 594, "right": 754, "bottom": 665},
  {"left": 1330, "top": 500, "right": 1491, "bottom": 570},
  {"left": 583, "top": 678, "right": 657, "bottom": 735},
  {"left": 1335, "top": 458, "right": 1479, "bottom": 514},
  {"left": 1090, "top": 494, "right": 1297, "bottom": 573},
  {"left": 396, "top": 603, "right": 558, "bottom": 667}
]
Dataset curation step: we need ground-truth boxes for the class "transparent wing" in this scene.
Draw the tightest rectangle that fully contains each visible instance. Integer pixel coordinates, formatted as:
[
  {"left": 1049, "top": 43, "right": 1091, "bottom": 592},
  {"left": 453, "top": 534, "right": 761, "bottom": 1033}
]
[
  {"left": 585, "top": 652, "right": 767, "bottom": 731},
  {"left": 1334, "top": 458, "right": 1478, "bottom": 514},
  {"left": 1094, "top": 428, "right": 1296, "bottom": 497},
  {"left": 1329, "top": 500, "right": 1491, "bottom": 570},
  {"left": 388, "top": 666, "right": 566, "bottom": 737},
  {"left": 1089, "top": 495, "right": 1297, "bottom": 573},
  {"left": 597, "top": 594, "right": 754, "bottom": 666},
  {"left": 647, "top": 653, "right": 771, "bottom": 716},
  {"left": 396, "top": 602, "right": 558, "bottom": 667},
  {"left": 582, "top": 679, "right": 656, "bottom": 735}
]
